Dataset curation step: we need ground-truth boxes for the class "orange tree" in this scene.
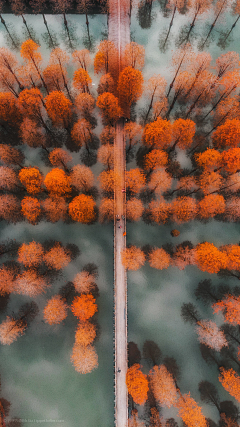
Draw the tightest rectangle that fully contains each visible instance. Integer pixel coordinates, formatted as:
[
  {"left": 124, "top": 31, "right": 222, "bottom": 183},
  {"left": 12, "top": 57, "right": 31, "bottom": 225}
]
[
  {"left": 126, "top": 198, "right": 144, "bottom": 222},
  {"left": 195, "top": 148, "right": 222, "bottom": 171},
  {"left": 212, "top": 119, "right": 240, "bottom": 149},
  {"left": 94, "top": 40, "right": 117, "bottom": 76},
  {"left": 71, "top": 118, "right": 93, "bottom": 151},
  {"left": 71, "top": 294, "right": 97, "bottom": 321},
  {"left": 223, "top": 244, "right": 240, "bottom": 270},
  {"left": 126, "top": 168, "right": 146, "bottom": 194},
  {"left": 0, "top": 195, "right": 21, "bottom": 223},
  {"left": 144, "top": 149, "right": 168, "bottom": 171},
  {"left": 20, "top": 39, "right": 48, "bottom": 93},
  {"left": 123, "top": 42, "right": 145, "bottom": 70},
  {"left": 149, "top": 248, "right": 171, "bottom": 270},
  {"left": 75, "top": 321, "right": 96, "bottom": 346},
  {"left": 96, "top": 92, "right": 122, "bottom": 125},
  {"left": 70, "top": 343, "right": 98, "bottom": 374},
  {"left": 44, "top": 243, "right": 71, "bottom": 270},
  {"left": 75, "top": 93, "right": 95, "bottom": 119},
  {"left": 19, "top": 167, "right": 43, "bottom": 195},
  {"left": 213, "top": 295, "right": 240, "bottom": 325},
  {"left": 68, "top": 194, "right": 96, "bottom": 223},
  {"left": 43, "top": 295, "right": 68, "bottom": 325},
  {"left": 72, "top": 271, "right": 96, "bottom": 294},
  {"left": 171, "top": 197, "right": 197, "bottom": 223},
  {"left": 99, "top": 197, "right": 114, "bottom": 223},
  {"left": 0, "top": 92, "right": 21, "bottom": 125},
  {"left": 175, "top": 393, "right": 208, "bottom": 427},
  {"left": 73, "top": 68, "right": 92, "bottom": 93},
  {"left": 48, "top": 148, "right": 72, "bottom": 170},
  {"left": 98, "top": 170, "right": 121, "bottom": 194},
  {"left": 221, "top": 148, "right": 240, "bottom": 173},
  {"left": 97, "top": 73, "right": 115, "bottom": 95},
  {"left": 21, "top": 196, "right": 41, "bottom": 224},
  {"left": 171, "top": 118, "right": 196, "bottom": 150},
  {"left": 121, "top": 246, "right": 145, "bottom": 270},
  {"left": 18, "top": 241, "right": 44, "bottom": 267},
  {"left": 17, "top": 88, "right": 43, "bottom": 121},
  {"left": 147, "top": 200, "right": 172, "bottom": 224},
  {"left": 149, "top": 365, "right": 178, "bottom": 408},
  {"left": 126, "top": 364, "right": 149, "bottom": 405},
  {"left": 0, "top": 317, "right": 26, "bottom": 345},
  {"left": 219, "top": 368, "right": 240, "bottom": 403},
  {"left": 20, "top": 117, "right": 46, "bottom": 149},
  {"left": 42, "top": 197, "right": 68, "bottom": 222},
  {"left": 197, "top": 194, "right": 225, "bottom": 219},
  {"left": 15, "top": 269, "right": 48, "bottom": 297},
  {"left": 143, "top": 117, "right": 172, "bottom": 149},
  {"left": 195, "top": 242, "right": 228, "bottom": 273},
  {"left": 44, "top": 168, "right": 71, "bottom": 197},
  {"left": 0, "top": 144, "right": 23, "bottom": 167},
  {"left": 0, "top": 265, "right": 16, "bottom": 295},
  {"left": 117, "top": 67, "right": 144, "bottom": 116},
  {"left": 45, "top": 90, "right": 72, "bottom": 129}
]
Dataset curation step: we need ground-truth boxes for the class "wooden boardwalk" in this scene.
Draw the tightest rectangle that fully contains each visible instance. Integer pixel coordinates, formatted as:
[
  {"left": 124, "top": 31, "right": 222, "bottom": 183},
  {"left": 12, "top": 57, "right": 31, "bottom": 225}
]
[{"left": 108, "top": 0, "right": 130, "bottom": 426}]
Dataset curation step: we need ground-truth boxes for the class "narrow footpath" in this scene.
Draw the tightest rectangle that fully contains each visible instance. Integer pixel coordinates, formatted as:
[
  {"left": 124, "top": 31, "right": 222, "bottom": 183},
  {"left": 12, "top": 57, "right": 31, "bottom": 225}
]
[{"left": 108, "top": 0, "right": 130, "bottom": 426}]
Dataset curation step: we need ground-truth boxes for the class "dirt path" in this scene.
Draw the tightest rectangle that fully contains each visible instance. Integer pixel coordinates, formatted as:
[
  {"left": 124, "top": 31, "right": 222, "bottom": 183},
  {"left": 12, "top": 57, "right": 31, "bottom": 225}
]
[{"left": 108, "top": 0, "right": 130, "bottom": 426}]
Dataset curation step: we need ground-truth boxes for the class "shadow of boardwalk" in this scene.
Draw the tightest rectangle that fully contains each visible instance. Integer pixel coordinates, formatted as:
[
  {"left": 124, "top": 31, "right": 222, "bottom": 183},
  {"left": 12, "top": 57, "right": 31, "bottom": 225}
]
[{"left": 108, "top": 0, "right": 130, "bottom": 425}]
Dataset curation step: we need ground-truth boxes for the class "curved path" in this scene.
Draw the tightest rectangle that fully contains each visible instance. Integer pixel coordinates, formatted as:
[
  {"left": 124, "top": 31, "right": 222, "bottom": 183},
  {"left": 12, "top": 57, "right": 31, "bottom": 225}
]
[{"left": 108, "top": 0, "right": 130, "bottom": 426}]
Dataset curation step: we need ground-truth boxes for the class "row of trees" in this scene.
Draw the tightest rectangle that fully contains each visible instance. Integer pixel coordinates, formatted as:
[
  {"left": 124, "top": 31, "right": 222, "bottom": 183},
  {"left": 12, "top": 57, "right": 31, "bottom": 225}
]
[{"left": 121, "top": 242, "right": 240, "bottom": 276}]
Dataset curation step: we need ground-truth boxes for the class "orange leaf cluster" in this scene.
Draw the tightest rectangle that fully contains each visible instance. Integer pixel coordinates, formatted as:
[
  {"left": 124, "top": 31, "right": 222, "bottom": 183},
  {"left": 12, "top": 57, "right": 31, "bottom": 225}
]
[
  {"left": 221, "top": 148, "right": 240, "bottom": 173},
  {"left": 195, "top": 242, "right": 228, "bottom": 273},
  {"left": 45, "top": 90, "right": 72, "bottom": 127},
  {"left": 44, "top": 243, "right": 71, "bottom": 270},
  {"left": 73, "top": 68, "right": 92, "bottom": 93},
  {"left": 96, "top": 92, "right": 122, "bottom": 124},
  {"left": 197, "top": 194, "right": 225, "bottom": 218},
  {"left": 143, "top": 117, "right": 172, "bottom": 149},
  {"left": 42, "top": 197, "right": 68, "bottom": 222},
  {"left": 98, "top": 170, "right": 121, "bottom": 193},
  {"left": 48, "top": 148, "right": 72, "bottom": 168},
  {"left": 176, "top": 393, "right": 208, "bottom": 427},
  {"left": 149, "top": 248, "right": 171, "bottom": 270},
  {"left": 0, "top": 265, "right": 16, "bottom": 295},
  {"left": 0, "top": 317, "right": 26, "bottom": 345},
  {"left": 144, "top": 149, "right": 168, "bottom": 170},
  {"left": 213, "top": 295, "right": 240, "bottom": 325},
  {"left": 126, "top": 198, "right": 144, "bottom": 221},
  {"left": 43, "top": 295, "right": 68, "bottom": 325},
  {"left": 212, "top": 119, "right": 240, "bottom": 149},
  {"left": 19, "top": 167, "right": 43, "bottom": 194},
  {"left": 70, "top": 342, "right": 98, "bottom": 374},
  {"left": 44, "top": 168, "right": 71, "bottom": 196},
  {"left": 147, "top": 200, "right": 171, "bottom": 224},
  {"left": 18, "top": 241, "right": 44, "bottom": 267},
  {"left": 73, "top": 271, "right": 96, "bottom": 294},
  {"left": 121, "top": 246, "right": 145, "bottom": 270},
  {"left": 149, "top": 365, "right": 178, "bottom": 408},
  {"left": 15, "top": 269, "right": 48, "bottom": 297},
  {"left": 126, "top": 364, "right": 149, "bottom": 405},
  {"left": 117, "top": 66, "right": 144, "bottom": 114},
  {"left": 71, "top": 294, "right": 97, "bottom": 321},
  {"left": 126, "top": 168, "right": 146, "bottom": 194},
  {"left": 21, "top": 196, "right": 41, "bottom": 224},
  {"left": 172, "top": 118, "right": 196, "bottom": 150},
  {"left": 75, "top": 321, "right": 96, "bottom": 346},
  {"left": 68, "top": 194, "right": 96, "bottom": 223},
  {"left": 219, "top": 368, "right": 240, "bottom": 403},
  {"left": 0, "top": 92, "right": 21, "bottom": 124},
  {"left": 172, "top": 197, "right": 197, "bottom": 223},
  {"left": 195, "top": 148, "right": 222, "bottom": 171}
]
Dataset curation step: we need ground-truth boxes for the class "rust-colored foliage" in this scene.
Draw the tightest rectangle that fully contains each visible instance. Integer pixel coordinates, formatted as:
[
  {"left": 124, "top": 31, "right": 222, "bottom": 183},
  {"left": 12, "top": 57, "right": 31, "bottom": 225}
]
[
  {"left": 73, "top": 68, "right": 92, "bottom": 93},
  {"left": 143, "top": 117, "right": 172, "bottom": 149},
  {"left": 0, "top": 144, "right": 23, "bottom": 166},
  {"left": 212, "top": 119, "right": 240, "bottom": 149},
  {"left": 176, "top": 393, "right": 208, "bottom": 427},
  {"left": 94, "top": 40, "right": 117, "bottom": 75},
  {"left": 126, "top": 198, "right": 144, "bottom": 221},
  {"left": 121, "top": 246, "right": 145, "bottom": 270},
  {"left": 148, "top": 170, "right": 172, "bottom": 195},
  {"left": 0, "top": 265, "right": 16, "bottom": 295},
  {"left": 195, "top": 148, "right": 222, "bottom": 171},
  {"left": 0, "top": 317, "right": 26, "bottom": 345},
  {"left": 70, "top": 165, "right": 94, "bottom": 191},
  {"left": 225, "top": 197, "right": 240, "bottom": 221},
  {"left": 172, "top": 118, "right": 196, "bottom": 150},
  {"left": 75, "top": 321, "right": 96, "bottom": 346},
  {"left": 43, "top": 295, "right": 68, "bottom": 325},
  {"left": 213, "top": 295, "right": 240, "bottom": 325},
  {"left": 45, "top": 90, "right": 72, "bottom": 128},
  {"left": 128, "top": 410, "right": 146, "bottom": 427},
  {"left": 43, "top": 64, "right": 66, "bottom": 92},
  {"left": 97, "top": 73, "right": 115, "bottom": 95},
  {"left": 44, "top": 243, "right": 71, "bottom": 270},
  {"left": 176, "top": 176, "right": 197, "bottom": 192},
  {"left": 222, "top": 244, "right": 240, "bottom": 270},
  {"left": 221, "top": 148, "right": 240, "bottom": 173},
  {"left": 15, "top": 269, "right": 48, "bottom": 296},
  {"left": 0, "top": 195, "right": 21, "bottom": 223},
  {"left": 196, "top": 320, "right": 228, "bottom": 351},
  {"left": 198, "top": 171, "right": 223, "bottom": 195},
  {"left": 195, "top": 242, "right": 228, "bottom": 273},
  {"left": 18, "top": 241, "right": 44, "bottom": 267},
  {"left": 100, "top": 126, "right": 115, "bottom": 145},
  {"left": 0, "top": 166, "right": 18, "bottom": 191},
  {"left": 17, "top": 88, "right": 43, "bottom": 119},
  {"left": 20, "top": 118, "right": 46, "bottom": 148},
  {"left": 73, "top": 271, "right": 96, "bottom": 294},
  {"left": 71, "top": 294, "right": 97, "bottom": 321},
  {"left": 70, "top": 343, "right": 98, "bottom": 374},
  {"left": 149, "top": 365, "right": 178, "bottom": 408},
  {"left": 19, "top": 167, "right": 43, "bottom": 195},
  {"left": 49, "top": 148, "right": 72, "bottom": 169},
  {"left": 97, "top": 144, "right": 114, "bottom": 169},
  {"left": 149, "top": 248, "right": 171, "bottom": 270},
  {"left": 123, "top": 42, "right": 145, "bottom": 70},
  {"left": 173, "top": 245, "right": 195, "bottom": 270},
  {"left": 68, "top": 194, "right": 96, "bottom": 223},
  {"left": 99, "top": 197, "right": 113, "bottom": 223},
  {"left": 125, "top": 122, "right": 143, "bottom": 151},
  {"left": 126, "top": 168, "right": 146, "bottom": 194},
  {"left": 96, "top": 92, "right": 122, "bottom": 125},
  {"left": 71, "top": 118, "right": 92, "bottom": 148},
  {"left": 147, "top": 200, "right": 171, "bottom": 224},
  {"left": 98, "top": 170, "right": 121, "bottom": 193},
  {"left": 144, "top": 149, "right": 168, "bottom": 170},
  {"left": 75, "top": 93, "right": 95, "bottom": 118},
  {"left": 118, "top": 67, "right": 144, "bottom": 114},
  {"left": 0, "top": 92, "right": 21, "bottom": 124},
  {"left": 42, "top": 197, "right": 68, "bottom": 222},
  {"left": 21, "top": 196, "right": 41, "bottom": 224},
  {"left": 126, "top": 364, "right": 149, "bottom": 405},
  {"left": 20, "top": 39, "right": 42, "bottom": 63},
  {"left": 219, "top": 368, "right": 240, "bottom": 403},
  {"left": 44, "top": 168, "right": 71, "bottom": 197},
  {"left": 197, "top": 194, "right": 225, "bottom": 219}
]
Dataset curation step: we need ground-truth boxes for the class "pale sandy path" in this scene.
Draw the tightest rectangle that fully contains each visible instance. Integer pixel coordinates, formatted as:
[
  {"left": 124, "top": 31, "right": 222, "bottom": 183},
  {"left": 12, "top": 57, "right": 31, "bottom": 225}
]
[{"left": 108, "top": 0, "right": 130, "bottom": 426}]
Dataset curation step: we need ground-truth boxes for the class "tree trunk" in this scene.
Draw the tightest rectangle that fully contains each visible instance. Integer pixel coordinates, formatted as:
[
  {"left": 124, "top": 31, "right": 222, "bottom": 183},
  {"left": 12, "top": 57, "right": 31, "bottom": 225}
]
[
  {"left": 167, "top": 49, "right": 188, "bottom": 97},
  {"left": 221, "top": 14, "right": 240, "bottom": 45},
  {"left": 63, "top": 13, "right": 73, "bottom": 50},
  {"left": 162, "top": 5, "right": 176, "bottom": 50},
  {"left": 21, "top": 14, "right": 34, "bottom": 40},
  {"left": 200, "top": 0, "right": 227, "bottom": 49},
  {"left": 42, "top": 14, "right": 56, "bottom": 49}
]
